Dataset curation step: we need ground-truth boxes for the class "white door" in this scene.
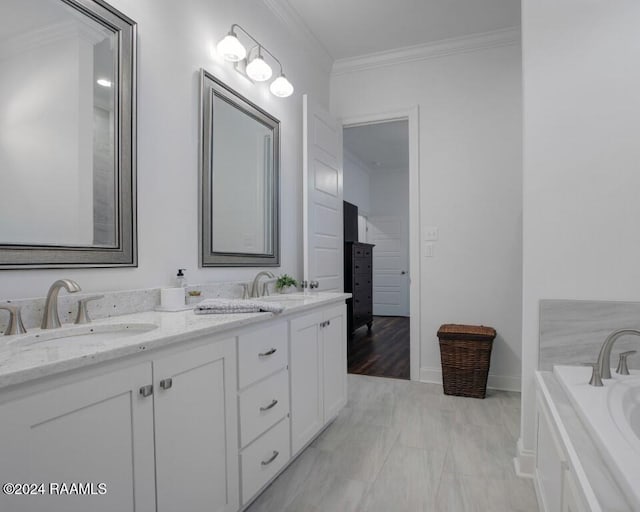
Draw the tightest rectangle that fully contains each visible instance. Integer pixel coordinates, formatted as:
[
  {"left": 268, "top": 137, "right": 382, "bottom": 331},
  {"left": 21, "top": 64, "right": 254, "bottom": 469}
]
[
  {"left": 154, "top": 339, "right": 239, "bottom": 512},
  {"left": 303, "top": 95, "right": 343, "bottom": 291},
  {"left": 290, "top": 310, "right": 324, "bottom": 455},
  {"left": 369, "top": 216, "right": 409, "bottom": 316},
  {"left": 0, "top": 363, "right": 156, "bottom": 512},
  {"left": 322, "top": 304, "right": 347, "bottom": 421}
]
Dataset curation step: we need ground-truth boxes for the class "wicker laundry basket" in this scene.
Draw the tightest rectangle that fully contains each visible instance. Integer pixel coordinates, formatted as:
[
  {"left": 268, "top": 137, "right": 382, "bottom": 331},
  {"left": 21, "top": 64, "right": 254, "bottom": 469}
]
[{"left": 437, "top": 324, "right": 496, "bottom": 399}]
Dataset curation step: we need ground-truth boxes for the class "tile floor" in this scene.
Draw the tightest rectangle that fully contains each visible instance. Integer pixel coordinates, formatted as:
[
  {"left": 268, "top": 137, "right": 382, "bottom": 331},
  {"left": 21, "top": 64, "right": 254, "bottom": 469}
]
[{"left": 247, "top": 374, "right": 538, "bottom": 512}]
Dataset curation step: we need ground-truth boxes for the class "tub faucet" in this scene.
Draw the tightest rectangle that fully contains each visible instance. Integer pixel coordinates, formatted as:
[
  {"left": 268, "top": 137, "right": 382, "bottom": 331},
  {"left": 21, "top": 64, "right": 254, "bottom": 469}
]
[
  {"left": 596, "top": 328, "right": 640, "bottom": 380},
  {"left": 250, "top": 271, "right": 275, "bottom": 298},
  {"left": 41, "top": 279, "right": 82, "bottom": 329}
]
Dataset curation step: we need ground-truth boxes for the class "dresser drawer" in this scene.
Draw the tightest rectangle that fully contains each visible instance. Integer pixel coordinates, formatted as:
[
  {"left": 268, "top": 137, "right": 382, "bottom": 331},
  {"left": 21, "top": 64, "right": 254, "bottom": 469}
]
[
  {"left": 239, "top": 369, "right": 289, "bottom": 448},
  {"left": 353, "top": 277, "right": 372, "bottom": 292},
  {"left": 241, "top": 418, "right": 290, "bottom": 504},
  {"left": 238, "top": 322, "right": 287, "bottom": 389},
  {"left": 353, "top": 258, "right": 372, "bottom": 274},
  {"left": 352, "top": 245, "right": 372, "bottom": 258}
]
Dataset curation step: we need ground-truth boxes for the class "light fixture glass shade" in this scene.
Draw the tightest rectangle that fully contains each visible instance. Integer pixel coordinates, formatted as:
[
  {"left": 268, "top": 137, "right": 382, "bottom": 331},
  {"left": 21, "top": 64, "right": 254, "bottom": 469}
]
[
  {"left": 270, "top": 74, "right": 294, "bottom": 97},
  {"left": 217, "top": 33, "right": 246, "bottom": 62},
  {"left": 246, "top": 55, "right": 272, "bottom": 82}
]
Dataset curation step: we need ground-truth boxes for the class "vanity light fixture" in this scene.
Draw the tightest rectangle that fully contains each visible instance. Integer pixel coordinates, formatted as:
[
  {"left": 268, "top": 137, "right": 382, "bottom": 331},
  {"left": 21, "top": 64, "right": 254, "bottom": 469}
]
[
  {"left": 96, "top": 78, "right": 112, "bottom": 87},
  {"left": 216, "top": 24, "right": 294, "bottom": 98}
]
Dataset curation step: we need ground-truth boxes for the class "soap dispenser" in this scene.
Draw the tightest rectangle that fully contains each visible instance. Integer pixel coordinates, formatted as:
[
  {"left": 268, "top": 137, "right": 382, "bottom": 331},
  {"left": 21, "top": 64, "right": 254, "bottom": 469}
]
[{"left": 176, "top": 268, "right": 187, "bottom": 288}]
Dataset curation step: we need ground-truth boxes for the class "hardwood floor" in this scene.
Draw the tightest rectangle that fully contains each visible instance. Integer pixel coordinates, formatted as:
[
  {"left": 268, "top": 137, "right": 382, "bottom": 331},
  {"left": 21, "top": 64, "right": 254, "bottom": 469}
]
[{"left": 347, "top": 316, "right": 410, "bottom": 380}]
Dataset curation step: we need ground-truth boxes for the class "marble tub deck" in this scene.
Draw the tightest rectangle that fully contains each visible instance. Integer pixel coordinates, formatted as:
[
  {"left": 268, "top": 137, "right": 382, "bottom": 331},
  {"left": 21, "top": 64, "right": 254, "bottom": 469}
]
[{"left": 247, "top": 374, "right": 537, "bottom": 512}]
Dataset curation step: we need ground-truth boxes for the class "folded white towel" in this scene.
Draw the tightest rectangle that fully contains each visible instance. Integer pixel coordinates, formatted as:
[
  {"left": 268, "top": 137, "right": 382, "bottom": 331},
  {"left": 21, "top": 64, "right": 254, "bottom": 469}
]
[{"left": 194, "top": 298, "right": 284, "bottom": 315}]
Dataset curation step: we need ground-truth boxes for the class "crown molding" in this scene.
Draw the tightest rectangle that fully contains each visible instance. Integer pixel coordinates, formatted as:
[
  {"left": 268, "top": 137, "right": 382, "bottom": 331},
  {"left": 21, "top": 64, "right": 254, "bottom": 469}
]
[
  {"left": 332, "top": 26, "right": 521, "bottom": 77},
  {"left": 261, "top": 0, "right": 334, "bottom": 74}
]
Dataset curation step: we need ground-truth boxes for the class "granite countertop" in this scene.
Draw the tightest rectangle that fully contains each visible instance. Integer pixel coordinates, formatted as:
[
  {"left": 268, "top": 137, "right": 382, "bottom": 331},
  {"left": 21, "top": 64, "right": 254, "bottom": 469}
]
[
  {"left": 536, "top": 371, "right": 633, "bottom": 512},
  {"left": 0, "top": 292, "right": 350, "bottom": 391}
]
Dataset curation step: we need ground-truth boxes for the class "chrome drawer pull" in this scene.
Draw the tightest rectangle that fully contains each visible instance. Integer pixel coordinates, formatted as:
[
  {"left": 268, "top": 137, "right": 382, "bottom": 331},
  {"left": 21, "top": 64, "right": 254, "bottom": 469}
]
[
  {"left": 159, "top": 378, "right": 173, "bottom": 390},
  {"left": 260, "top": 399, "right": 278, "bottom": 412},
  {"left": 139, "top": 384, "right": 153, "bottom": 397},
  {"left": 259, "top": 348, "right": 277, "bottom": 358},
  {"left": 261, "top": 450, "right": 279, "bottom": 466}
]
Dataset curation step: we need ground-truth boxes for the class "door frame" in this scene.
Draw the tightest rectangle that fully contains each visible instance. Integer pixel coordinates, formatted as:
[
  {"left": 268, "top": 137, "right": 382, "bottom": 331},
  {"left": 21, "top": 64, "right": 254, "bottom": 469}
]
[{"left": 341, "top": 107, "right": 420, "bottom": 381}]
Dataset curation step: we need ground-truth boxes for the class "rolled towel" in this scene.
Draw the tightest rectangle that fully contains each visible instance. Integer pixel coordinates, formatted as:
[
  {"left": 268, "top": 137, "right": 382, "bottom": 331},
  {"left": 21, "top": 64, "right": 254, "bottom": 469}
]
[{"left": 194, "top": 298, "right": 284, "bottom": 315}]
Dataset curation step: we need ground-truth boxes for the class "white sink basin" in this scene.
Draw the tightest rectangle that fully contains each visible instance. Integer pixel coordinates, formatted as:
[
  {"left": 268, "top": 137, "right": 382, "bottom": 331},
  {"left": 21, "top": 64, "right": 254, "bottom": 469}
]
[{"left": 10, "top": 323, "right": 158, "bottom": 347}]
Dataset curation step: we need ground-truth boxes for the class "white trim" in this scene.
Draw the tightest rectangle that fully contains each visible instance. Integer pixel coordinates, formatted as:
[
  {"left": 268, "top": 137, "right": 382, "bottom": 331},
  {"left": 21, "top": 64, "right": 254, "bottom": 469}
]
[
  {"left": 515, "top": 437, "right": 537, "bottom": 478},
  {"left": 342, "top": 107, "right": 421, "bottom": 382},
  {"left": 261, "top": 0, "right": 333, "bottom": 74},
  {"left": 332, "top": 26, "right": 521, "bottom": 76},
  {"left": 419, "top": 366, "right": 522, "bottom": 392}
]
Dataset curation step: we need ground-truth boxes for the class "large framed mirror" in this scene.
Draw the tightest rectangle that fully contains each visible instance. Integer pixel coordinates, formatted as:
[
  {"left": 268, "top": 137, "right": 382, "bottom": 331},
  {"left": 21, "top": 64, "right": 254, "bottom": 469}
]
[
  {"left": 0, "top": 0, "right": 137, "bottom": 268},
  {"left": 200, "top": 69, "right": 280, "bottom": 267}
]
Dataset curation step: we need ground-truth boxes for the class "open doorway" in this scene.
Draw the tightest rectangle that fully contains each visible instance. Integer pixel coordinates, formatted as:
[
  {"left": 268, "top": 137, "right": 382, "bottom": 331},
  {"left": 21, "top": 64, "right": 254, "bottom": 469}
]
[{"left": 343, "top": 119, "right": 411, "bottom": 380}]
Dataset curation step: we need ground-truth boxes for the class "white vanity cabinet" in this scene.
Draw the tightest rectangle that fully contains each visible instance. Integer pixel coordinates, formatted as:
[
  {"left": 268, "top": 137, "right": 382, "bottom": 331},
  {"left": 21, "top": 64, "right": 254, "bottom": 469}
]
[
  {"left": 0, "top": 296, "right": 349, "bottom": 512},
  {"left": 237, "top": 322, "right": 291, "bottom": 505},
  {"left": 290, "top": 303, "right": 347, "bottom": 455},
  {"left": 0, "top": 362, "right": 157, "bottom": 512},
  {"left": 153, "top": 339, "right": 239, "bottom": 512},
  {"left": 0, "top": 338, "right": 239, "bottom": 512}
]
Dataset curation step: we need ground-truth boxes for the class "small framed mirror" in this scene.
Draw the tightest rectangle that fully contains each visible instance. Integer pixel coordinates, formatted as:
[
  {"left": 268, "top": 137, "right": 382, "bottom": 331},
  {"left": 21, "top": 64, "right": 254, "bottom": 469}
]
[
  {"left": 200, "top": 69, "right": 280, "bottom": 267},
  {"left": 0, "top": 0, "right": 137, "bottom": 268}
]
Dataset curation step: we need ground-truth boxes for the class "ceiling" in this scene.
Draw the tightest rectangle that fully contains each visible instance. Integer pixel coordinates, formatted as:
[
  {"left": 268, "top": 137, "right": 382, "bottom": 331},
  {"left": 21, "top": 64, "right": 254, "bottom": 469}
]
[
  {"left": 285, "top": 0, "right": 520, "bottom": 60},
  {"left": 344, "top": 120, "right": 409, "bottom": 174}
]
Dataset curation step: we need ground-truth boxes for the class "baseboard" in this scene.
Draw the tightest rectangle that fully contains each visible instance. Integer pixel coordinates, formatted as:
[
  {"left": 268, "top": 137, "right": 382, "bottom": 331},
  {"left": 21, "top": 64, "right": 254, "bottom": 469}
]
[
  {"left": 419, "top": 367, "right": 521, "bottom": 392},
  {"left": 514, "top": 437, "right": 536, "bottom": 478}
]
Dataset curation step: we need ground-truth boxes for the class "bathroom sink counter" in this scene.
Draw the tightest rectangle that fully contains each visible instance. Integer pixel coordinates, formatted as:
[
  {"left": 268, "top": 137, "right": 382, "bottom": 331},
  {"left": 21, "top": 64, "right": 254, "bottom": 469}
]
[
  {"left": 0, "top": 292, "right": 350, "bottom": 390},
  {"left": 536, "top": 370, "right": 634, "bottom": 511}
]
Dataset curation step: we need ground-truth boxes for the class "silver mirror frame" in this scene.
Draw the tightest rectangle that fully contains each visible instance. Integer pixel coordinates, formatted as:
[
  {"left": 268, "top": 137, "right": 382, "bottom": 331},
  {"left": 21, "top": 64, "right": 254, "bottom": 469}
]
[
  {"left": 199, "top": 69, "right": 280, "bottom": 267},
  {"left": 0, "top": 0, "right": 137, "bottom": 269}
]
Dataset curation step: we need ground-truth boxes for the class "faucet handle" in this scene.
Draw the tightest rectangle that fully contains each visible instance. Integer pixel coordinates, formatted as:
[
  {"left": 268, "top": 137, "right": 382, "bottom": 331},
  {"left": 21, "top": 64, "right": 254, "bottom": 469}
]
[
  {"left": 0, "top": 304, "right": 27, "bottom": 335},
  {"left": 241, "top": 283, "right": 250, "bottom": 299},
  {"left": 616, "top": 350, "right": 637, "bottom": 376},
  {"left": 74, "top": 295, "right": 104, "bottom": 325},
  {"left": 582, "top": 362, "right": 604, "bottom": 387}
]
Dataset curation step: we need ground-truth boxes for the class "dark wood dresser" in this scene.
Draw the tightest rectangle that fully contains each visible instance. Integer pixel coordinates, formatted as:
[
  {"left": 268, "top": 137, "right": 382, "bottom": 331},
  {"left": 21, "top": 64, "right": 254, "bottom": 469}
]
[{"left": 344, "top": 241, "right": 374, "bottom": 334}]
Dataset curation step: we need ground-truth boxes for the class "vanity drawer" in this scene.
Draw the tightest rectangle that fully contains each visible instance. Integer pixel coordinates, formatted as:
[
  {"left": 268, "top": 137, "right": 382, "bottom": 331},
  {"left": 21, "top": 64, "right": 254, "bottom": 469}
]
[
  {"left": 238, "top": 322, "right": 287, "bottom": 389},
  {"left": 239, "top": 369, "right": 289, "bottom": 448},
  {"left": 241, "top": 418, "right": 290, "bottom": 504}
]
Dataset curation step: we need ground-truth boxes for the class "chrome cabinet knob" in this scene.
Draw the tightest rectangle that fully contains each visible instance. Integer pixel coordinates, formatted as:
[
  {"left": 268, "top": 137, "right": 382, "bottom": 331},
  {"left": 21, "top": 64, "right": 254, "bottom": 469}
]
[
  {"left": 139, "top": 384, "right": 153, "bottom": 397},
  {"left": 159, "top": 378, "right": 173, "bottom": 390}
]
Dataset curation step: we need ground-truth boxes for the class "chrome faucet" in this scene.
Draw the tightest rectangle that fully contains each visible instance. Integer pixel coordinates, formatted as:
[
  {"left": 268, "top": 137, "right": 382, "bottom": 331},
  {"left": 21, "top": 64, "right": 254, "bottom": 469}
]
[
  {"left": 596, "top": 328, "right": 640, "bottom": 380},
  {"left": 250, "top": 271, "right": 275, "bottom": 298},
  {"left": 41, "top": 279, "right": 81, "bottom": 329}
]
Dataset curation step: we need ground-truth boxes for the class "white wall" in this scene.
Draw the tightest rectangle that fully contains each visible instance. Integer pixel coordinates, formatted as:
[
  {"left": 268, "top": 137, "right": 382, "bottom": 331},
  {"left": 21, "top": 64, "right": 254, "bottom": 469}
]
[
  {"left": 0, "top": 0, "right": 330, "bottom": 299},
  {"left": 343, "top": 150, "right": 371, "bottom": 214},
  {"left": 331, "top": 42, "right": 523, "bottom": 390},
  {"left": 520, "top": 0, "right": 640, "bottom": 470}
]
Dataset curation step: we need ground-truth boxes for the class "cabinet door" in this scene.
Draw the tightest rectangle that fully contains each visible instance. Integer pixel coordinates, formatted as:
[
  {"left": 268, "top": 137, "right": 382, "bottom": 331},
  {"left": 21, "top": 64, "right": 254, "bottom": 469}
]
[
  {"left": 153, "top": 339, "right": 239, "bottom": 512},
  {"left": 290, "top": 311, "right": 324, "bottom": 455},
  {"left": 322, "top": 304, "right": 347, "bottom": 421},
  {"left": 0, "top": 363, "right": 156, "bottom": 512}
]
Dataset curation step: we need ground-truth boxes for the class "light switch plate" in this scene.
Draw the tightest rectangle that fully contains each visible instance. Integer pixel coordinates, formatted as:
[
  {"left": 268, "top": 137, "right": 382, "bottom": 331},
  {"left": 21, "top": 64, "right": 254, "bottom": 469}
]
[
  {"left": 423, "top": 227, "right": 439, "bottom": 241},
  {"left": 424, "top": 243, "right": 434, "bottom": 257}
]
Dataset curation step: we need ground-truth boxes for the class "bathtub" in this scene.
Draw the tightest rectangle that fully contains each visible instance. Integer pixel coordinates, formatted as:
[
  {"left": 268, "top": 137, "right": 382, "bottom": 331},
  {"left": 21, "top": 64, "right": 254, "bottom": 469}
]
[{"left": 554, "top": 365, "right": 640, "bottom": 509}]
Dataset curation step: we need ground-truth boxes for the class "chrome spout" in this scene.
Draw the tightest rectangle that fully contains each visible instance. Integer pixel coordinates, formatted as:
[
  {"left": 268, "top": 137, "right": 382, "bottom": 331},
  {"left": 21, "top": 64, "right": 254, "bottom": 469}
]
[{"left": 41, "top": 279, "right": 82, "bottom": 329}]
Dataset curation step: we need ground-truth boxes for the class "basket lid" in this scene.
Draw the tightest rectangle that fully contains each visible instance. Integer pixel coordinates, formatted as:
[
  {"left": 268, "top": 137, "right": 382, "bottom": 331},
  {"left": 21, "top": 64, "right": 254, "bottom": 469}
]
[{"left": 437, "top": 323, "right": 496, "bottom": 341}]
